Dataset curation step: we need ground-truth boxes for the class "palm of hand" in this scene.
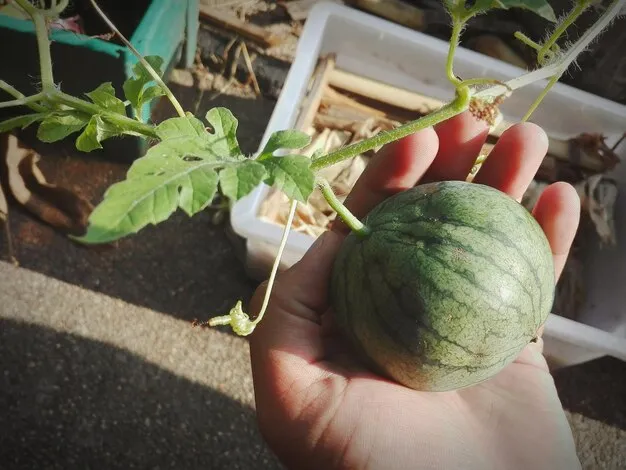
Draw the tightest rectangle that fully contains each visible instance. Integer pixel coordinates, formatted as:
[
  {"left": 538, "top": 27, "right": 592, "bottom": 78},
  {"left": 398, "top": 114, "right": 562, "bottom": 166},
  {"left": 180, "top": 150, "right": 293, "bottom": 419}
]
[{"left": 249, "top": 113, "right": 582, "bottom": 470}]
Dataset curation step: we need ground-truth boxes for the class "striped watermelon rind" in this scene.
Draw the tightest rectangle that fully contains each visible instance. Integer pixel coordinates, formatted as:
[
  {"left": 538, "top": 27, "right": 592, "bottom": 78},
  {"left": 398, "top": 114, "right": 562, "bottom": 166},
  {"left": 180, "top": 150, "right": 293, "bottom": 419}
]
[{"left": 330, "top": 180, "right": 555, "bottom": 392}]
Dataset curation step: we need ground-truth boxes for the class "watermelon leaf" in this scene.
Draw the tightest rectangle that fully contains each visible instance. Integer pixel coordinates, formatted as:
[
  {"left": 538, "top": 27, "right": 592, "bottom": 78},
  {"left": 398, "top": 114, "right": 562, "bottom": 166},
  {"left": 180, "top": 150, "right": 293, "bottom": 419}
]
[
  {"left": 257, "top": 130, "right": 312, "bottom": 160},
  {"left": 75, "top": 109, "right": 271, "bottom": 243},
  {"left": 0, "top": 113, "right": 46, "bottom": 133},
  {"left": 37, "top": 111, "right": 91, "bottom": 143},
  {"left": 123, "top": 55, "right": 165, "bottom": 117},
  {"left": 75, "top": 153, "right": 221, "bottom": 244},
  {"left": 219, "top": 160, "right": 268, "bottom": 203},
  {"left": 75, "top": 115, "right": 126, "bottom": 152},
  {"left": 261, "top": 155, "right": 315, "bottom": 202},
  {"left": 465, "top": 0, "right": 556, "bottom": 21},
  {"left": 85, "top": 82, "right": 126, "bottom": 115}
]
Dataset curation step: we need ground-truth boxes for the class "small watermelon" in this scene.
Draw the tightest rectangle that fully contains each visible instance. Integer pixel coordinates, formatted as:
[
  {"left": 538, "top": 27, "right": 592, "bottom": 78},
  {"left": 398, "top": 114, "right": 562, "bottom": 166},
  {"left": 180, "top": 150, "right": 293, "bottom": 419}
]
[{"left": 330, "top": 180, "right": 555, "bottom": 392}]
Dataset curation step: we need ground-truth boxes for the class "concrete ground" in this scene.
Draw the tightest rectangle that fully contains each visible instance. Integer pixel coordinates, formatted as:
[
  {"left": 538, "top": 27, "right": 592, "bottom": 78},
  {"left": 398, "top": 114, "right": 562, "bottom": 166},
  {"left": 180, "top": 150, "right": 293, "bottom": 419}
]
[{"left": 1, "top": 261, "right": 625, "bottom": 469}]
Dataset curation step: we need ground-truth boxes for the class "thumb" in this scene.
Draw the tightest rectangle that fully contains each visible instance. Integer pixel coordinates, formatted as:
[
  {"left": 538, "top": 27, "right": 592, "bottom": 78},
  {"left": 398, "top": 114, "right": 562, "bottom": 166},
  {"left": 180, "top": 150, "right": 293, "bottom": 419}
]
[
  {"left": 248, "top": 230, "right": 345, "bottom": 373},
  {"left": 249, "top": 230, "right": 345, "bottom": 319},
  {"left": 278, "top": 230, "right": 346, "bottom": 312},
  {"left": 248, "top": 229, "right": 344, "bottom": 348}
]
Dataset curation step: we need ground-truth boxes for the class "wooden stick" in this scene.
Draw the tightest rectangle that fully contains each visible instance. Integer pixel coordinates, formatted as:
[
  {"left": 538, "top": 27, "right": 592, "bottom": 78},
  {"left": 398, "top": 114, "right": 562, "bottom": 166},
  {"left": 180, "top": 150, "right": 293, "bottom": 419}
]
[
  {"left": 322, "top": 87, "right": 388, "bottom": 118},
  {"left": 199, "top": 6, "right": 282, "bottom": 48},
  {"left": 328, "top": 68, "right": 608, "bottom": 172},
  {"left": 314, "top": 113, "right": 398, "bottom": 133},
  {"left": 295, "top": 54, "right": 336, "bottom": 130},
  {"left": 328, "top": 68, "right": 440, "bottom": 114},
  {"left": 240, "top": 41, "right": 261, "bottom": 95}
]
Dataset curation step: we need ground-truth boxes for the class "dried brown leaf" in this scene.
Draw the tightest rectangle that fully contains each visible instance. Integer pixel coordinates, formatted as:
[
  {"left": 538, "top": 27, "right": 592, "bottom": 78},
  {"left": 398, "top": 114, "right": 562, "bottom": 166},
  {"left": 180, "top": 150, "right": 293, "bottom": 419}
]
[
  {"left": 568, "top": 132, "right": 622, "bottom": 173},
  {"left": 0, "top": 154, "right": 16, "bottom": 264},
  {"left": 574, "top": 174, "right": 619, "bottom": 246},
  {"left": 1, "top": 134, "right": 94, "bottom": 237}
]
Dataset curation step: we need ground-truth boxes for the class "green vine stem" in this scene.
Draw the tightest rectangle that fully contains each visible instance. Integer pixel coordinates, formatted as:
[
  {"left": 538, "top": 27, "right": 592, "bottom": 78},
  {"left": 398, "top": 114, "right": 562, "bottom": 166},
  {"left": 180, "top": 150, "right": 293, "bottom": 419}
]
[
  {"left": 475, "top": 0, "right": 624, "bottom": 103},
  {"left": 0, "top": 80, "right": 47, "bottom": 112},
  {"left": 13, "top": 0, "right": 56, "bottom": 91},
  {"left": 537, "top": 0, "right": 592, "bottom": 65},
  {"left": 521, "top": 74, "right": 560, "bottom": 122},
  {"left": 446, "top": 18, "right": 464, "bottom": 85},
  {"left": 311, "top": 85, "right": 471, "bottom": 171},
  {"left": 88, "top": 0, "right": 186, "bottom": 118},
  {"left": 317, "top": 177, "right": 370, "bottom": 237},
  {"left": 50, "top": 90, "right": 159, "bottom": 138},
  {"left": 514, "top": 32, "right": 543, "bottom": 52},
  {"left": 205, "top": 199, "right": 299, "bottom": 335},
  {"left": 0, "top": 92, "right": 44, "bottom": 109}
]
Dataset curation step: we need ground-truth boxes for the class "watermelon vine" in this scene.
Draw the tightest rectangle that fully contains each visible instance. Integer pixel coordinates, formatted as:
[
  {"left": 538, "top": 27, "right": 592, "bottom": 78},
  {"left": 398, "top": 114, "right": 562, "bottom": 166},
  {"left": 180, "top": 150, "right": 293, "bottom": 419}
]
[{"left": 1, "top": 0, "right": 625, "bottom": 388}]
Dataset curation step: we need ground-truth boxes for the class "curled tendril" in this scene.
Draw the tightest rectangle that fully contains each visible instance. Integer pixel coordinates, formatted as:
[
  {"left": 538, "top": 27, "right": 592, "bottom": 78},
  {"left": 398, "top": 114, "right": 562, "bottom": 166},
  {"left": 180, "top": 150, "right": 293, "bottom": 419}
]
[{"left": 207, "top": 301, "right": 257, "bottom": 336}]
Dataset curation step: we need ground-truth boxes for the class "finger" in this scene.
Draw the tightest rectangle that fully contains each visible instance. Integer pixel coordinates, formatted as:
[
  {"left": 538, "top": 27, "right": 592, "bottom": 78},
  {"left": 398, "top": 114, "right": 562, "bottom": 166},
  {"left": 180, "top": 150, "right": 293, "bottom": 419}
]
[
  {"left": 332, "top": 127, "right": 439, "bottom": 235},
  {"left": 532, "top": 181, "right": 581, "bottom": 281},
  {"left": 473, "top": 122, "right": 549, "bottom": 200},
  {"left": 421, "top": 110, "right": 489, "bottom": 183}
]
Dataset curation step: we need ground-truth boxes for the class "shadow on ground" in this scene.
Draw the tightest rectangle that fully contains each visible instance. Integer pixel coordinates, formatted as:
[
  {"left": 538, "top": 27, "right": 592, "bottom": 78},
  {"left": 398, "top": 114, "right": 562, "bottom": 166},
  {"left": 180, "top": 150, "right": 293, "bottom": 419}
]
[
  {"left": 553, "top": 356, "right": 626, "bottom": 430},
  {"left": 0, "top": 319, "right": 283, "bottom": 470}
]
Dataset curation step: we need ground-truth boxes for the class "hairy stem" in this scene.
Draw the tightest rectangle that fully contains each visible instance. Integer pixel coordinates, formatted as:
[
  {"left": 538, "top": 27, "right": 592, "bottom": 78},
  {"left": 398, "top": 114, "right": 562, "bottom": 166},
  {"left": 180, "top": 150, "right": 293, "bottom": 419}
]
[
  {"left": 317, "top": 178, "right": 370, "bottom": 238},
  {"left": 461, "top": 78, "right": 510, "bottom": 90},
  {"left": 537, "top": 0, "right": 591, "bottom": 65},
  {"left": 311, "top": 86, "right": 471, "bottom": 171},
  {"left": 0, "top": 81, "right": 47, "bottom": 112},
  {"left": 13, "top": 0, "right": 56, "bottom": 91},
  {"left": 88, "top": 0, "right": 186, "bottom": 118},
  {"left": 522, "top": 74, "right": 560, "bottom": 122},
  {"left": 514, "top": 31, "right": 543, "bottom": 52},
  {"left": 0, "top": 92, "right": 44, "bottom": 109},
  {"left": 446, "top": 19, "right": 464, "bottom": 85},
  {"left": 475, "top": 0, "right": 624, "bottom": 101},
  {"left": 49, "top": 90, "right": 159, "bottom": 138}
]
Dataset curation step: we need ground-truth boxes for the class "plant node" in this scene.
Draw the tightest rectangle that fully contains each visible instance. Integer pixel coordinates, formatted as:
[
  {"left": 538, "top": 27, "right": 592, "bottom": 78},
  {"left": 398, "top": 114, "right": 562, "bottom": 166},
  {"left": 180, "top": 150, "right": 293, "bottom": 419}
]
[{"left": 469, "top": 93, "right": 507, "bottom": 128}]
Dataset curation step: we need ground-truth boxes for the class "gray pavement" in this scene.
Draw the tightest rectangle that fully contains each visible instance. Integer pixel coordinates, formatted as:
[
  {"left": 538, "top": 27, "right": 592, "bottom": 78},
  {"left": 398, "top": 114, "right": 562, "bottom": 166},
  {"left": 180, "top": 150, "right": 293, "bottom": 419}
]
[
  {"left": 1, "top": 261, "right": 625, "bottom": 469},
  {"left": 0, "top": 261, "right": 283, "bottom": 470}
]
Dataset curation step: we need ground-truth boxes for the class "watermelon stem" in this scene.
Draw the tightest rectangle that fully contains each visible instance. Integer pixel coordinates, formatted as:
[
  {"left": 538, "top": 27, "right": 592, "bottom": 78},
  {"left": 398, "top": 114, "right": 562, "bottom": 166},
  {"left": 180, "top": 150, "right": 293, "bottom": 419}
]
[
  {"left": 310, "top": 86, "right": 471, "bottom": 172},
  {"left": 317, "top": 177, "right": 371, "bottom": 238}
]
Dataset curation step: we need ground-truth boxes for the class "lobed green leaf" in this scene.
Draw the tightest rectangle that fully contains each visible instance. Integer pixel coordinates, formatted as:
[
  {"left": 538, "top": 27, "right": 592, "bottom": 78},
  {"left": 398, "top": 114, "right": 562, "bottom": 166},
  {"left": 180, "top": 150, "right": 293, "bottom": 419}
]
[
  {"left": 261, "top": 155, "right": 315, "bottom": 202},
  {"left": 0, "top": 113, "right": 46, "bottom": 133},
  {"left": 219, "top": 160, "right": 268, "bottom": 203},
  {"left": 37, "top": 111, "right": 90, "bottom": 143},
  {"left": 85, "top": 82, "right": 126, "bottom": 115},
  {"left": 152, "top": 113, "right": 245, "bottom": 162},
  {"left": 494, "top": 0, "right": 556, "bottom": 22},
  {"left": 123, "top": 55, "right": 165, "bottom": 116},
  {"left": 76, "top": 153, "right": 221, "bottom": 244},
  {"left": 155, "top": 113, "right": 207, "bottom": 140},
  {"left": 258, "top": 130, "right": 312, "bottom": 160},
  {"left": 205, "top": 107, "right": 242, "bottom": 157},
  {"left": 466, "top": 0, "right": 556, "bottom": 21},
  {"left": 75, "top": 115, "right": 126, "bottom": 152}
]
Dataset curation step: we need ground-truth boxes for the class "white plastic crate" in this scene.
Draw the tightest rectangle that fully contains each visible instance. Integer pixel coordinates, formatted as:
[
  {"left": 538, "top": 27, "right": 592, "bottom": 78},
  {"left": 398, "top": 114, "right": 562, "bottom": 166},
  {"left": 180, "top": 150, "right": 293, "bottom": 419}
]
[{"left": 230, "top": 1, "right": 626, "bottom": 368}]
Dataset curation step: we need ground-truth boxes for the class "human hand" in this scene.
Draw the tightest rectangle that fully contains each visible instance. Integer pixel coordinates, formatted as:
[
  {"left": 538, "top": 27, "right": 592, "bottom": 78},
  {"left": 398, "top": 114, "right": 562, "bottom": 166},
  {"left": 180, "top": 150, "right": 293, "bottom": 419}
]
[{"left": 248, "top": 112, "right": 582, "bottom": 470}]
